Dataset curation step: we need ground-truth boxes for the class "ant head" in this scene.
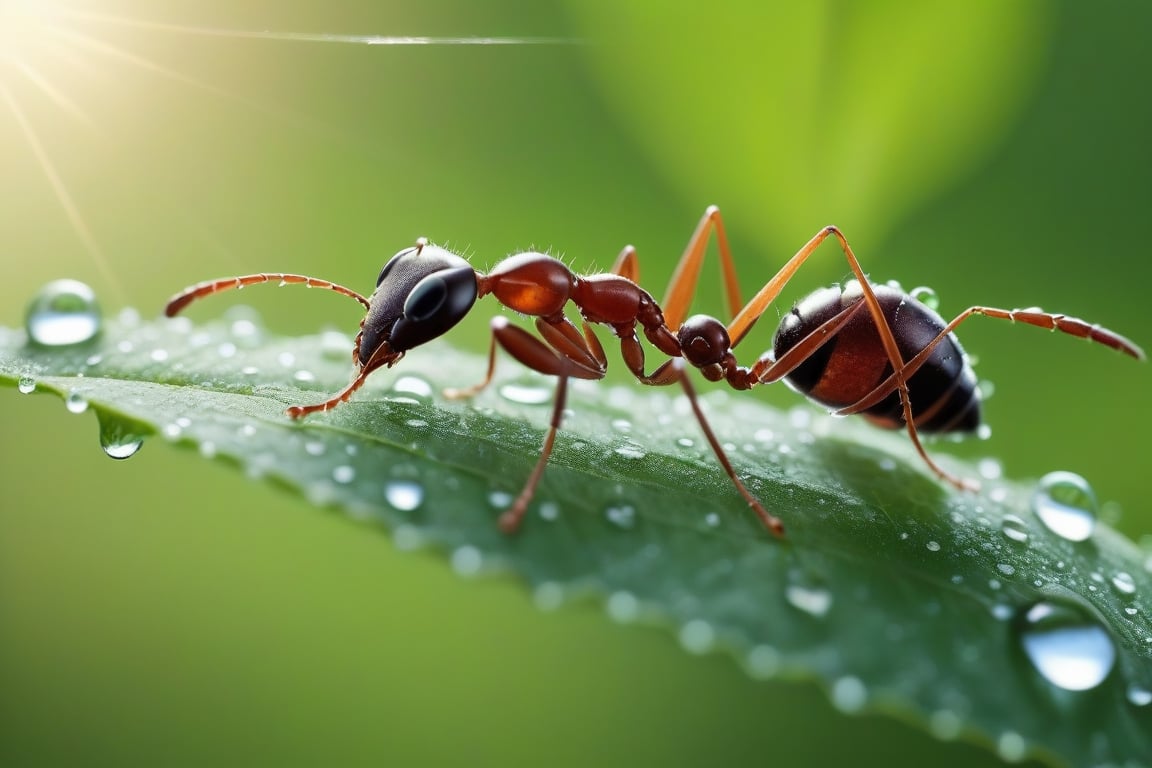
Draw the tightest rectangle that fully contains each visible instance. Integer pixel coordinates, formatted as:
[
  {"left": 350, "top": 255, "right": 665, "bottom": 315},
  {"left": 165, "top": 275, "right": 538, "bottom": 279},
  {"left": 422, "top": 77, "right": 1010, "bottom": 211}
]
[{"left": 357, "top": 240, "right": 479, "bottom": 370}]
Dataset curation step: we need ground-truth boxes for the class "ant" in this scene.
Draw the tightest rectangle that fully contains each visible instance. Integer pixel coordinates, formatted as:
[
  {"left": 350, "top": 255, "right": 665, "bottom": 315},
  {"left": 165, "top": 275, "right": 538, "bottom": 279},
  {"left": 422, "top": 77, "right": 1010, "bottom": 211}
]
[{"left": 165, "top": 207, "right": 1144, "bottom": 537}]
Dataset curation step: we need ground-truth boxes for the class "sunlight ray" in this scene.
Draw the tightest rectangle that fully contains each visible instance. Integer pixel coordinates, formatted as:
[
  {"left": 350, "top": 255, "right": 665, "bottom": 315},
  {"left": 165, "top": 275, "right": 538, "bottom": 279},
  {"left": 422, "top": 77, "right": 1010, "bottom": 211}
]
[
  {"left": 9, "top": 56, "right": 94, "bottom": 126},
  {"left": 0, "top": 80, "right": 120, "bottom": 298},
  {"left": 57, "top": 10, "right": 577, "bottom": 46}
]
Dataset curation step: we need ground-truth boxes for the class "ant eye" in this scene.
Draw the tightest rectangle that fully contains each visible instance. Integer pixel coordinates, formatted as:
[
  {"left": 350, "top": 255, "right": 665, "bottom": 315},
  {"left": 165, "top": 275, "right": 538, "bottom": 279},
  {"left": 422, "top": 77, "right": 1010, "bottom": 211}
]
[{"left": 404, "top": 275, "right": 448, "bottom": 321}]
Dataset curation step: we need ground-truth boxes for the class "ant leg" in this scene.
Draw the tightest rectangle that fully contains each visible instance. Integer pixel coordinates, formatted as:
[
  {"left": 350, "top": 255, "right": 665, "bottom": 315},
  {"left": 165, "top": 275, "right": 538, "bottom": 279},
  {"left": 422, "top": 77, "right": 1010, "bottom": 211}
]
[
  {"left": 660, "top": 206, "right": 745, "bottom": 330},
  {"left": 669, "top": 361, "right": 784, "bottom": 537},
  {"left": 452, "top": 317, "right": 603, "bottom": 533},
  {"left": 166, "top": 273, "right": 369, "bottom": 316},
  {"left": 837, "top": 305, "right": 1146, "bottom": 419}
]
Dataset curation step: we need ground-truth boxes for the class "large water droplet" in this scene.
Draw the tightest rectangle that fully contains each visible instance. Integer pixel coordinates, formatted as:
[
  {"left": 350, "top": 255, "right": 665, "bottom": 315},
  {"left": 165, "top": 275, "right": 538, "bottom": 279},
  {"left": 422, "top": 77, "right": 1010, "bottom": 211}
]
[
  {"left": 1016, "top": 599, "right": 1115, "bottom": 691},
  {"left": 1033, "top": 471, "right": 1097, "bottom": 542},
  {"left": 910, "top": 285, "right": 940, "bottom": 311},
  {"left": 25, "top": 279, "right": 101, "bottom": 346},
  {"left": 97, "top": 413, "right": 145, "bottom": 460},
  {"left": 384, "top": 481, "right": 424, "bottom": 511}
]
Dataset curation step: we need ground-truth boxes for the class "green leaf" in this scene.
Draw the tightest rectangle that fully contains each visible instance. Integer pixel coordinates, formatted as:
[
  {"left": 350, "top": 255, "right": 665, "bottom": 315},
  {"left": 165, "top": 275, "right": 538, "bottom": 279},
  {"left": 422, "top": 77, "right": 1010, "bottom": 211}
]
[{"left": 2, "top": 310, "right": 1150, "bottom": 768}]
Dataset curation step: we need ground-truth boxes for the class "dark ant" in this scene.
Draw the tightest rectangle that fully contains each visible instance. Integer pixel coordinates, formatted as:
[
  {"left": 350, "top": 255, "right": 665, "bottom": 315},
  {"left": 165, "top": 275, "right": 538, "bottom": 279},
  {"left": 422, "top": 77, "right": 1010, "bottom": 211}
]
[{"left": 165, "top": 207, "right": 1144, "bottom": 537}]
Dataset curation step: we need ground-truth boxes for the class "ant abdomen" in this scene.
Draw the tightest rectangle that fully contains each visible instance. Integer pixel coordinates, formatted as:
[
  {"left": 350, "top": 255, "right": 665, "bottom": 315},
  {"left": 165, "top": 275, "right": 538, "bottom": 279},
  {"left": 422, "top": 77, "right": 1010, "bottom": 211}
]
[{"left": 773, "top": 282, "right": 981, "bottom": 433}]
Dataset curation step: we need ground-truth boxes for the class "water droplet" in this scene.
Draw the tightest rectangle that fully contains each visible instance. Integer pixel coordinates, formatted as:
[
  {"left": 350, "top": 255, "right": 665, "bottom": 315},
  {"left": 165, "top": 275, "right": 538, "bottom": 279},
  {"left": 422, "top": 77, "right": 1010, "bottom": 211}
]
[
  {"left": 498, "top": 381, "right": 552, "bottom": 405},
  {"left": 392, "top": 375, "right": 433, "bottom": 399},
  {"left": 17, "top": 375, "right": 36, "bottom": 394},
  {"left": 64, "top": 391, "right": 88, "bottom": 414},
  {"left": 604, "top": 505, "right": 636, "bottom": 529},
  {"left": 533, "top": 582, "right": 564, "bottom": 611},
  {"left": 606, "top": 591, "right": 640, "bottom": 623},
  {"left": 450, "top": 545, "right": 483, "bottom": 577},
  {"left": 929, "top": 710, "right": 963, "bottom": 741},
  {"left": 1033, "top": 471, "right": 1096, "bottom": 542},
  {"left": 97, "top": 413, "right": 145, "bottom": 460},
  {"left": 384, "top": 481, "right": 424, "bottom": 511},
  {"left": 746, "top": 645, "right": 780, "bottom": 680},
  {"left": 1016, "top": 599, "right": 1116, "bottom": 691},
  {"left": 1001, "top": 514, "right": 1030, "bottom": 544},
  {"left": 614, "top": 444, "right": 646, "bottom": 460},
  {"left": 678, "top": 619, "right": 715, "bottom": 655},
  {"left": 332, "top": 465, "right": 355, "bottom": 484},
  {"left": 910, "top": 285, "right": 939, "bottom": 310},
  {"left": 926, "top": 540, "right": 941, "bottom": 552},
  {"left": 830, "top": 676, "right": 867, "bottom": 714},
  {"left": 996, "top": 731, "right": 1027, "bottom": 763},
  {"left": 785, "top": 574, "right": 833, "bottom": 618},
  {"left": 1111, "top": 571, "right": 1136, "bottom": 596},
  {"left": 1127, "top": 684, "right": 1152, "bottom": 707},
  {"left": 25, "top": 279, "right": 101, "bottom": 346}
]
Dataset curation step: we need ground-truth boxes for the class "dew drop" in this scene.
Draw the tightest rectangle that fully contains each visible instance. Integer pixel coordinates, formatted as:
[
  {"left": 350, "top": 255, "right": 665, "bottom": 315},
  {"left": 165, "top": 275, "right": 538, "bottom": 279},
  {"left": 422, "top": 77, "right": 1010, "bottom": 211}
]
[
  {"left": 746, "top": 645, "right": 781, "bottom": 680},
  {"left": 450, "top": 545, "right": 483, "bottom": 577},
  {"left": 498, "top": 381, "right": 552, "bottom": 405},
  {"left": 1033, "top": 471, "right": 1096, "bottom": 542},
  {"left": 533, "top": 582, "right": 565, "bottom": 611},
  {"left": 17, "top": 375, "right": 36, "bottom": 394},
  {"left": 1016, "top": 599, "right": 1115, "bottom": 691},
  {"left": 1001, "top": 514, "right": 1030, "bottom": 544},
  {"left": 384, "top": 481, "right": 424, "bottom": 511},
  {"left": 65, "top": 391, "right": 88, "bottom": 414},
  {"left": 830, "top": 676, "right": 867, "bottom": 714},
  {"left": 996, "top": 731, "right": 1027, "bottom": 763},
  {"left": 332, "top": 465, "right": 356, "bottom": 484},
  {"left": 97, "top": 413, "right": 145, "bottom": 460},
  {"left": 1127, "top": 684, "right": 1152, "bottom": 707},
  {"left": 25, "top": 279, "right": 101, "bottom": 346},
  {"left": 604, "top": 505, "right": 637, "bottom": 529},
  {"left": 678, "top": 619, "right": 715, "bottom": 655},
  {"left": 392, "top": 375, "right": 433, "bottom": 399},
  {"left": 1111, "top": 571, "right": 1136, "bottom": 596},
  {"left": 783, "top": 582, "right": 829, "bottom": 617},
  {"left": 910, "top": 285, "right": 940, "bottom": 310},
  {"left": 605, "top": 591, "right": 640, "bottom": 623}
]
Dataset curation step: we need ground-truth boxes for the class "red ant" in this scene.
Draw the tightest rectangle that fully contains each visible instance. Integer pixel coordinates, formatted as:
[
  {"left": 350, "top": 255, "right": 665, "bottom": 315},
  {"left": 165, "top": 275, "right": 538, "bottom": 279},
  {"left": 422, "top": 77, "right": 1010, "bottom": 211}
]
[{"left": 165, "top": 207, "right": 1144, "bottom": 537}]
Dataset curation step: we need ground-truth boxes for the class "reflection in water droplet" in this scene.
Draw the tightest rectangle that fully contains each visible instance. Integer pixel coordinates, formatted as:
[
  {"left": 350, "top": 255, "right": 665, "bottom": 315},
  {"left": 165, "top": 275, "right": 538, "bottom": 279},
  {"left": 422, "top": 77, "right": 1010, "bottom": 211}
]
[
  {"left": 26, "top": 279, "right": 101, "bottom": 346},
  {"left": 18, "top": 376, "right": 36, "bottom": 394},
  {"left": 65, "top": 391, "right": 88, "bottom": 414},
  {"left": 498, "top": 381, "right": 552, "bottom": 405},
  {"left": 1016, "top": 600, "right": 1116, "bottom": 691},
  {"left": 678, "top": 619, "right": 715, "bottom": 655},
  {"left": 606, "top": 591, "right": 639, "bottom": 623},
  {"left": 1001, "top": 514, "right": 1029, "bottom": 544},
  {"left": 910, "top": 285, "right": 939, "bottom": 310},
  {"left": 385, "top": 481, "right": 424, "bottom": 511},
  {"left": 97, "top": 413, "right": 145, "bottom": 460},
  {"left": 831, "top": 676, "right": 867, "bottom": 714},
  {"left": 1033, "top": 471, "right": 1096, "bottom": 542}
]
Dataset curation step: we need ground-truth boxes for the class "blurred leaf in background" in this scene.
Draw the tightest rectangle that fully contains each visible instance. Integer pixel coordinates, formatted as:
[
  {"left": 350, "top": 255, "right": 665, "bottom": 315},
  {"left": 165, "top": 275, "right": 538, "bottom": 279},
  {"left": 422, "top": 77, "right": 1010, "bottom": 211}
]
[{"left": 1, "top": 1, "right": 1149, "bottom": 767}]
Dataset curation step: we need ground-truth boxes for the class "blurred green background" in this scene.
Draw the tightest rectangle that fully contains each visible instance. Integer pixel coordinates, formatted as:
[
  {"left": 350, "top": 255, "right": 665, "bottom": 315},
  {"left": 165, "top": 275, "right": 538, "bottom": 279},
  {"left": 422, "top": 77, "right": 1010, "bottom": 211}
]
[{"left": 1, "top": 1, "right": 1149, "bottom": 766}]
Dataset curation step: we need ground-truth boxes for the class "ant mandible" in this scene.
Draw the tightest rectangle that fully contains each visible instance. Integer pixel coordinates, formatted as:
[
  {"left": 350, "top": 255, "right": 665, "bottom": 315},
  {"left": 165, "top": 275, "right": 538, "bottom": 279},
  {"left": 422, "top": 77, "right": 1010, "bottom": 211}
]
[{"left": 165, "top": 207, "right": 1145, "bottom": 537}]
